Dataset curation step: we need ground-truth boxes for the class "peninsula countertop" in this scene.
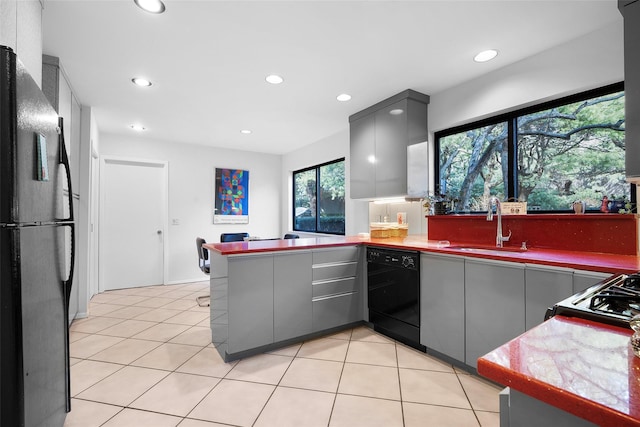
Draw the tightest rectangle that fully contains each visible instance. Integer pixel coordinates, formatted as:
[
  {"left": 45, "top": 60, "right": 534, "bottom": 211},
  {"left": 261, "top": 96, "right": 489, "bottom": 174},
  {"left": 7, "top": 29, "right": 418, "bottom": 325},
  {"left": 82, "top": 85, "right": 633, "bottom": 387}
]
[
  {"left": 478, "top": 315, "right": 640, "bottom": 427},
  {"left": 203, "top": 235, "right": 640, "bottom": 274}
]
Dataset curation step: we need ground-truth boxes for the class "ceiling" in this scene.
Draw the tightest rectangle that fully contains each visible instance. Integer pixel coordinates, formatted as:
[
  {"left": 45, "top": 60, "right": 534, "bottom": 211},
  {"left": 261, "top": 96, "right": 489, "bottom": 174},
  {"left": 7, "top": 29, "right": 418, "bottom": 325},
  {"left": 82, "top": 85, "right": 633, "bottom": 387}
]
[{"left": 42, "top": 0, "right": 622, "bottom": 155}]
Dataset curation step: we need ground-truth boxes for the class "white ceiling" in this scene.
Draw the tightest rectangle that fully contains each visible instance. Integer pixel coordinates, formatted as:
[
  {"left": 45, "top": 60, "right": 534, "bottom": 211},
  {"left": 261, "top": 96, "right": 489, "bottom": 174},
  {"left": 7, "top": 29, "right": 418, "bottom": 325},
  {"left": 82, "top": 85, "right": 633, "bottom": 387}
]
[{"left": 42, "top": 0, "right": 622, "bottom": 155}]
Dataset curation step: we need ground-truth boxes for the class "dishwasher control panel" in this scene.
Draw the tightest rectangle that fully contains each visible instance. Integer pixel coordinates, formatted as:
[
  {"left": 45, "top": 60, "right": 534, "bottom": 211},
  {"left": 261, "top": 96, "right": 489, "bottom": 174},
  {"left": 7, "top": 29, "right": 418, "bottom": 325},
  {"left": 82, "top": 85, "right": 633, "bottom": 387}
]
[{"left": 366, "top": 247, "right": 419, "bottom": 270}]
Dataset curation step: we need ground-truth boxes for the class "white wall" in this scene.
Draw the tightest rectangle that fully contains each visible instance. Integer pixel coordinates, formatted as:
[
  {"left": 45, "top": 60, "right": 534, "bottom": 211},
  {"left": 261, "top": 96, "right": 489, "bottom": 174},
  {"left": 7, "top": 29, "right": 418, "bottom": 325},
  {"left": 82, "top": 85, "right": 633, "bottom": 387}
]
[
  {"left": 281, "top": 129, "right": 370, "bottom": 237},
  {"left": 429, "top": 22, "right": 624, "bottom": 134},
  {"left": 100, "top": 134, "right": 282, "bottom": 283}
]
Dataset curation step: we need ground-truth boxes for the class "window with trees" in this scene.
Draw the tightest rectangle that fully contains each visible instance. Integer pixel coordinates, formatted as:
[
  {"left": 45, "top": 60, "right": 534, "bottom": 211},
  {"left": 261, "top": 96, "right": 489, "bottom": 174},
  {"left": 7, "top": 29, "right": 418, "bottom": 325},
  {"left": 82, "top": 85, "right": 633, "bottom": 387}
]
[
  {"left": 436, "top": 83, "right": 630, "bottom": 212},
  {"left": 293, "top": 158, "right": 345, "bottom": 234}
]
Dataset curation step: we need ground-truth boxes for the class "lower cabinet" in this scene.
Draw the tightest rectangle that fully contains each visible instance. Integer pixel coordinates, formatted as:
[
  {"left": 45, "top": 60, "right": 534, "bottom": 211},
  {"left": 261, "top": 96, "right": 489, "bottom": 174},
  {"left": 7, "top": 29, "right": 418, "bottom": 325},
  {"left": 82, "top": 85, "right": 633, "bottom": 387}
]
[
  {"left": 572, "top": 269, "right": 611, "bottom": 294},
  {"left": 227, "top": 254, "right": 274, "bottom": 354},
  {"left": 524, "top": 264, "right": 573, "bottom": 331},
  {"left": 465, "top": 258, "right": 525, "bottom": 369},
  {"left": 312, "top": 246, "right": 361, "bottom": 332},
  {"left": 274, "top": 251, "right": 312, "bottom": 342},
  {"left": 420, "top": 253, "right": 465, "bottom": 362}
]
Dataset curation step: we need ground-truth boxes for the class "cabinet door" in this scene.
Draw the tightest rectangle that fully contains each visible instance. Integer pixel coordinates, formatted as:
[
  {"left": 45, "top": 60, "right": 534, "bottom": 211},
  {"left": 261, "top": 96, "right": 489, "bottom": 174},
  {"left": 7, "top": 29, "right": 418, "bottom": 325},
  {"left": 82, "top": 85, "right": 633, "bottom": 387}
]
[
  {"left": 465, "top": 258, "right": 525, "bottom": 369},
  {"left": 572, "top": 270, "right": 611, "bottom": 294},
  {"left": 228, "top": 254, "right": 274, "bottom": 353},
  {"left": 374, "top": 99, "right": 408, "bottom": 197},
  {"left": 274, "top": 252, "right": 312, "bottom": 342},
  {"left": 420, "top": 253, "right": 465, "bottom": 362},
  {"left": 524, "top": 265, "right": 573, "bottom": 330},
  {"left": 622, "top": 1, "right": 640, "bottom": 179},
  {"left": 349, "top": 114, "right": 376, "bottom": 199}
]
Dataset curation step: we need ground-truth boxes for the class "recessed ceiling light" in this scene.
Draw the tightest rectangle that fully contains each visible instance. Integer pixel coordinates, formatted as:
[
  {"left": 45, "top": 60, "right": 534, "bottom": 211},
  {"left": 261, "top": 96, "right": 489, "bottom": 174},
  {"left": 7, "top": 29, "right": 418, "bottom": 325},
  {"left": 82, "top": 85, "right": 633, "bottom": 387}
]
[
  {"left": 389, "top": 109, "right": 404, "bottom": 115},
  {"left": 240, "top": 129, "right": 252, "bottom": 134},
  {"left": 337, "top": 93, "right": 351, "bottom": 102},
  {"left": 130, "top": 124, "right": 146, "bottom": 131},
  {"left": 265, "top": 74, "right": 284, "bottom": 85},
  {"left": 131, "top": 77, "right": 152, "bottom": 87},
  {"left": 474, "top": 49, "right": 498, "bottom": 63},
  {"left": 134, "top": 0, "right": 166, "bottom": 13}
]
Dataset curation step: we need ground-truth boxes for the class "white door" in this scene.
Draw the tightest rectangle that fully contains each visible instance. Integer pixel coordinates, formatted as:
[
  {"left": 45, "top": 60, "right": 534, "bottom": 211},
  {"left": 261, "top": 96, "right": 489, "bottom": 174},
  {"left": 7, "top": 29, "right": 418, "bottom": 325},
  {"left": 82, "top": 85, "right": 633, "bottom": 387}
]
[{"left": 100, "top": 157, "right": 168, "bottom": 291}]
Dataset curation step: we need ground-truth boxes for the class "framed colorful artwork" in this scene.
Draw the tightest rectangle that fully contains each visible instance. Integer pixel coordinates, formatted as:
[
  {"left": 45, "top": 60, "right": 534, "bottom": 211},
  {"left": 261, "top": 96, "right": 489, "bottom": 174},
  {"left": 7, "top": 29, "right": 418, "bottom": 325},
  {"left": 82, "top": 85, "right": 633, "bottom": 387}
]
[{"left": 213, "top": 168, "right": 249, "bottom": 224}]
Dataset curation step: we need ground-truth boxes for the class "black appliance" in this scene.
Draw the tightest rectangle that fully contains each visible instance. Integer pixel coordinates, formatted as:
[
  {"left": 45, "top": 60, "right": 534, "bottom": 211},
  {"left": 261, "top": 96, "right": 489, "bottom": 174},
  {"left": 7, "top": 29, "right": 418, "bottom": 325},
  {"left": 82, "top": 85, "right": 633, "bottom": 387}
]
[
  {"left": 0, "top": 46, "right": 75, "bottom": 427},
  {"left": 367, "top": 247, "right": 425, "bottom": 351},
  {"left": 545, "top": 272, "right": 640, "bottom": 329}
]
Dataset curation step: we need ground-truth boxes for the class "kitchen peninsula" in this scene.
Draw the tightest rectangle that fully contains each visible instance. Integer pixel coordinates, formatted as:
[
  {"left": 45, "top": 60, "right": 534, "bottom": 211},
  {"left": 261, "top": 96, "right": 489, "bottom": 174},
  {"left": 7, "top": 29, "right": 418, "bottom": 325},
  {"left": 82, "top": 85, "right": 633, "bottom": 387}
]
[{"left": 204, "top": 222, "right": 640, "bottom": 424}]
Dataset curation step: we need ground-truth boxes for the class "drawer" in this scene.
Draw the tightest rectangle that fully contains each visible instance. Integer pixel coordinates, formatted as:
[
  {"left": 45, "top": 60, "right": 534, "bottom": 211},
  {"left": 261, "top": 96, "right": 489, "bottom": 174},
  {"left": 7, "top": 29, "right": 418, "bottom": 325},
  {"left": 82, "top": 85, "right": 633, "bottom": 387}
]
[
  {"left": 312, "top": 291, "right": 361, "bottom": 332},
  {"left": 312, "top": 277, "right": 358, "bottom": 298},
  {"left": 312, "top": 261, "right": 357, "bottom": 282},
  {"left": 312, "top": 246, "right": 359, "bottom": 265}
]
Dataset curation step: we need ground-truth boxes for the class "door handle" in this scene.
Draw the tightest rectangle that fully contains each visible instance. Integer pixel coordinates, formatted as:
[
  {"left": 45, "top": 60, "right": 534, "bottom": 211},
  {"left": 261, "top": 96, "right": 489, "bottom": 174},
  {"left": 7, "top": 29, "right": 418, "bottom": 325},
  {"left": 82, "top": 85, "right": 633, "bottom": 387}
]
[{"left": 157, "top": 230, "right": 162, "bottom": 235}]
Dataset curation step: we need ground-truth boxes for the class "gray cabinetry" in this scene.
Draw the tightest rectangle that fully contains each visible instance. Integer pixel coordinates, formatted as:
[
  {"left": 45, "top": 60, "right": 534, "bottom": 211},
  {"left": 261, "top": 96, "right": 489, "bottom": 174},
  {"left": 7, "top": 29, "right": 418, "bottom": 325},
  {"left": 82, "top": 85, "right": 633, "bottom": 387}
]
[
  {"left": 465, "top": 258, "right": 525, "bottom": 369},
  {"left": 349, "top": 90, "right": 429, "bottom": 199},
  {"left": 227, "top": 254, "right": 274, "bottom": 353},
  {"left": 312, "top": 246, "right": 361, "bottom": 331},
  {"left": 350, "top": 114, "right": 376, "bottom": 199},
  {"left": 619, "top": 0, "right": 640, "bottom": 180},
  {"left": 572, "top": 269, "right": 611, "bottom": 294},
  {"left": 420, "top": 253, "right": 465, "bottom": 362},
  {"left": 524, "top": 264, "right": 573, "bottom": 331},
  {"left": 274, "top": 251, "right": 312, "bottom": 342}
]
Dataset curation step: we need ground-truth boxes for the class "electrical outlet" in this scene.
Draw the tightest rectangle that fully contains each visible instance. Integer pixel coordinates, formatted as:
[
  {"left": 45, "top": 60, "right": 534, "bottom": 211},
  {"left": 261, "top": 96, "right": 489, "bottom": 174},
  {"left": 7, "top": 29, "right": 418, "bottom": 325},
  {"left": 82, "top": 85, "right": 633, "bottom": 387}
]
[{"left": 171, "top": 218, "right": 180, "bottom": 225}]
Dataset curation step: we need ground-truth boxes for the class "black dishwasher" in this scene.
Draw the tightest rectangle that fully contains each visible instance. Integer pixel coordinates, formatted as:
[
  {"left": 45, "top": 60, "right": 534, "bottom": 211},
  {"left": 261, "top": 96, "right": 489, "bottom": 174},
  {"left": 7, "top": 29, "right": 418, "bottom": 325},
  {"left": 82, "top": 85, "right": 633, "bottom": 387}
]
[{"left": 367, "top": 247, "right": 425, "bottom": 351}]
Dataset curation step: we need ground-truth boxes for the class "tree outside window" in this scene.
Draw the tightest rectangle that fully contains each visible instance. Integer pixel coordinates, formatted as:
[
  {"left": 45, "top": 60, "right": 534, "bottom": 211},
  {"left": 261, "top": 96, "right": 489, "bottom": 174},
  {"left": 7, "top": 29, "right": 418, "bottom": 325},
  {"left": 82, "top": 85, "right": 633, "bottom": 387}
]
[
  {"left": 436, "top": 84, "right": 628, "bottom": 212},
  {"left": 293, "top": 159, "right": 345, "bottom": 234}
]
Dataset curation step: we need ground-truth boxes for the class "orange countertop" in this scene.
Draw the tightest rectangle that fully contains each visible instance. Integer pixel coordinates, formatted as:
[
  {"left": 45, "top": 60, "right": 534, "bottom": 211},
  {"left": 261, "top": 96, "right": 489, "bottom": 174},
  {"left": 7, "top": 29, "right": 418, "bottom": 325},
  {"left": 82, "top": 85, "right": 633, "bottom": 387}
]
[
  {"left": 203, "top": 235, "right": 640, "bottom": 274},
  {"left": 478, "top": 315, "right": 640, "bottom": 427}
]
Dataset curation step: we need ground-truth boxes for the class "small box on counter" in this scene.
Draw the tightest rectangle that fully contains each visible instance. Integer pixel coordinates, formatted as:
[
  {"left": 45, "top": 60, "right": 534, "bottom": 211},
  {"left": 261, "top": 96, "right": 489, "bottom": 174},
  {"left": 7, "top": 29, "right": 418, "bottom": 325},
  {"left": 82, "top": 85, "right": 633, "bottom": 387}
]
[{"left": 370, "top": 222, "right": 408, "bottom": 238}]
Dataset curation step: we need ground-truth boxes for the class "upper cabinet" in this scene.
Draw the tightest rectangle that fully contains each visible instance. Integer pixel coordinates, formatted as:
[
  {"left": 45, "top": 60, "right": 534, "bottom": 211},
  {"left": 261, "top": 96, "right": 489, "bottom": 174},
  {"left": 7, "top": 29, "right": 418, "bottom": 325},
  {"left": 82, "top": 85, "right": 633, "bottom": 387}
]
[
  {"left": 619, "top": 0, "right": 640, "bottom": 181},
  {"left": 349, "top": 90, "right": 429, "bottom": 199}
]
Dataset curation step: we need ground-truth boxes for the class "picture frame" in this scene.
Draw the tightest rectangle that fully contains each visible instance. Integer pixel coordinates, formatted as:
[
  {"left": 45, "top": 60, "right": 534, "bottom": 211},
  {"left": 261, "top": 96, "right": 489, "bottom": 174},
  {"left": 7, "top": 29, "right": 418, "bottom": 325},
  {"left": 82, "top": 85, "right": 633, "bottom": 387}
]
[{"left": 213, "top": 168, "right": 249, "bottom": 224}]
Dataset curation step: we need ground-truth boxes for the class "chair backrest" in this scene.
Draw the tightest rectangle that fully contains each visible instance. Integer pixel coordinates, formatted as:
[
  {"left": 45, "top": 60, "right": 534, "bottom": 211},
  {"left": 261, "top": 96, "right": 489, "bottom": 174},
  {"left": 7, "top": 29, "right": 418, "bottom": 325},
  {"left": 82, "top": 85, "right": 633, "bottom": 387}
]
[
  {"left": 196, "top": 237, "right": 210, "bottom": 274},
  {"left": 220, "top": 232, "right": 249, "bottom": 242},
  {"left": 284, "top": 233, "right": 299, "bottom": 239}
]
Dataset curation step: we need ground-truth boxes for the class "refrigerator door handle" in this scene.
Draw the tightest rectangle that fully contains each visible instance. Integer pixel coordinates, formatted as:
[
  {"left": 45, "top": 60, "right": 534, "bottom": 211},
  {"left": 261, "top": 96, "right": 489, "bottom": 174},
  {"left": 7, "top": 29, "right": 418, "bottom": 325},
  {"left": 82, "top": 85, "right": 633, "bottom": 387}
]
[{"left": 58, "top": 117, "right": 74, "bottom": 222}]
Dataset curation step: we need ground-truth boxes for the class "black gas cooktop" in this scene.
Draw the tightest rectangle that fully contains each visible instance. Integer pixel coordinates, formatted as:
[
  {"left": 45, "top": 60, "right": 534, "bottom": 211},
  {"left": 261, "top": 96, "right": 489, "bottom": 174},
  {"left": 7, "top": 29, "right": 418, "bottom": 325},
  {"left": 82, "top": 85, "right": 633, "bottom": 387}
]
[{"left": 545, "top": 273, "right": 640, "bottom": 329}]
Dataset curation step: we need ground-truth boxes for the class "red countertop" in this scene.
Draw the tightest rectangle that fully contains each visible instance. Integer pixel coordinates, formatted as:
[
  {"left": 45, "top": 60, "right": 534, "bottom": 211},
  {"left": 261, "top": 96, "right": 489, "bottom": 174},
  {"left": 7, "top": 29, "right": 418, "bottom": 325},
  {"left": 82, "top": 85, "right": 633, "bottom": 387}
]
[
  {"left": 478, "top": 315, "right": 640, "bottom": 427},
  {"left": 203, "top": 234, "right": 640, "bottom": 274}
]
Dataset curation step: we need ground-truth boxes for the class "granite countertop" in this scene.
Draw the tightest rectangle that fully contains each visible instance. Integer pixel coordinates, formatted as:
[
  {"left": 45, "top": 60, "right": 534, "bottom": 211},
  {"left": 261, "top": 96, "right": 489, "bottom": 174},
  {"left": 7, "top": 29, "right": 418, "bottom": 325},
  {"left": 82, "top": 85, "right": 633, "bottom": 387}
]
[
  {"left": 203, "top": 234, "right": 640, "bottom": 274},
  {"left": 478, "top": 315, "right": 640, "bottom": 427}
]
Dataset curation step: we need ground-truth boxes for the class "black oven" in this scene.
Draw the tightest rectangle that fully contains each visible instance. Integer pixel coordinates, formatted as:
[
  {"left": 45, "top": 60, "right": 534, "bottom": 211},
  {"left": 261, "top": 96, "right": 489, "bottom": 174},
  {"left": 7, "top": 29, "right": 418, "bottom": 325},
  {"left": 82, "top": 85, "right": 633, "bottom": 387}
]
[{"left": 367, "top": 247, "right": 425, "bottom": 351}]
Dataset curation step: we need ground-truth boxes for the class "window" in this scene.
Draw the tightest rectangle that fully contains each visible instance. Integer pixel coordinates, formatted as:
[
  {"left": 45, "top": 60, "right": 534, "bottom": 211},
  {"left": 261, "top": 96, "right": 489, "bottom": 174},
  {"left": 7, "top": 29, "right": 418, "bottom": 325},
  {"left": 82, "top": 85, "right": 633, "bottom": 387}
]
[
  {"left": 436, "top": 83, "right": 630, "bottom": 212},
  {"left": 293, "top": 158, "right": 345, "bottom": 234}
]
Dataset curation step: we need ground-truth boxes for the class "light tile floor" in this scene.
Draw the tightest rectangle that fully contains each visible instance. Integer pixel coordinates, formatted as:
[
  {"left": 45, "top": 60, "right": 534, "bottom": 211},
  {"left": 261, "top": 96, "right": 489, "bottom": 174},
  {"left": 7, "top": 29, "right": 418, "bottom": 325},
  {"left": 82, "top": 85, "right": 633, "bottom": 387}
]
[{"left": 65, "top": 281, "right": 501, "bottom": 427}]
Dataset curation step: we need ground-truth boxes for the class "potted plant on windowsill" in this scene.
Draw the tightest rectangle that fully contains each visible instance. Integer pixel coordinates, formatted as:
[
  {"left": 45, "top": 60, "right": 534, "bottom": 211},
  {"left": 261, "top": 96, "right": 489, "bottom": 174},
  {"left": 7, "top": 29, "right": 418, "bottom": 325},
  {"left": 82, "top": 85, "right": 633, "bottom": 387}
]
[{"left": 423, "top": 193, "right": 455, "bottom": 216}]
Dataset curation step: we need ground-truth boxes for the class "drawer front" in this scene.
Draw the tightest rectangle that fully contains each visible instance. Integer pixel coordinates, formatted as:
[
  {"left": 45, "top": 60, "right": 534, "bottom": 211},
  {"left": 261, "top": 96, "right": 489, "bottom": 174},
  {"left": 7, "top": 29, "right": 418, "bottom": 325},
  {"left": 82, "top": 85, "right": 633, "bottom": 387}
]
[
  {"left": 312, "top": 292, "right": 361, "bottom": 332},
  {"left": 312, "top": 261, "right": 357, "bottom": 282},
  {"left": 312, "top": 246, "right": 359, "bottom": 265},
  {"left": 312, "top": 277, "right": 358, "bottom": 298}
]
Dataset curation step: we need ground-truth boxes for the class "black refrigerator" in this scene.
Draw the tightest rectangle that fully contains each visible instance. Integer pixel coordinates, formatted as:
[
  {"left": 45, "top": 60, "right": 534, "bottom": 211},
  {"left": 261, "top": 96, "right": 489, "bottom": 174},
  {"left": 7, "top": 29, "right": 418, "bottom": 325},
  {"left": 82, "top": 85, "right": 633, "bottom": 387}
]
[{"left": 0, "top": 45, "right": 74, "bottom": 427}]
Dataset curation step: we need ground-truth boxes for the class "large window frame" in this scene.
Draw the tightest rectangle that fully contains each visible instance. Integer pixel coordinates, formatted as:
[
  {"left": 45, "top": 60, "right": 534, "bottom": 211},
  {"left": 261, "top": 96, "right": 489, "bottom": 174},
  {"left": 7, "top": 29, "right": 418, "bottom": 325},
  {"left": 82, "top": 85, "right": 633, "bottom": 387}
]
[
  {"left": 292, "top": 158, "right": 346, "bottom": 235},
  {"left": 435, "top": 82, "right": 634, "bottom": 213}
]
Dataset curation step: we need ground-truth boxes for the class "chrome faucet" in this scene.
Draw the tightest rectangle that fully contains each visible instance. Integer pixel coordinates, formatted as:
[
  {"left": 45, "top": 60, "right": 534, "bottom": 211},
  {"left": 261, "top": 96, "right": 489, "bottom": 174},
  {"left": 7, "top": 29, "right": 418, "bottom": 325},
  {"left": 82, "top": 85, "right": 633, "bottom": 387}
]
[{"left": 486, "top": 197, "right": 512, "bottom": 248}]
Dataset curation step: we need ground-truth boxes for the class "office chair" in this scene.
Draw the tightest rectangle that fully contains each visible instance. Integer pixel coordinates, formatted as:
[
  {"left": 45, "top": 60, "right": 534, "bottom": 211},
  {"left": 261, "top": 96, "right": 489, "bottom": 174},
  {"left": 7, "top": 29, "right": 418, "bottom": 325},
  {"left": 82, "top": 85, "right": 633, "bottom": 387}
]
[
  {"left": 196, "top": 237, "right": 210, "bottom": 274},
  {"left": 220, "top": 232, "right": 249, "bottom": 242},
  {"left": 284, "top": 233, "right": 299, "bottom": 239},
  {"left": 195, "top": 237, "right": 211, "bottom": 307}
]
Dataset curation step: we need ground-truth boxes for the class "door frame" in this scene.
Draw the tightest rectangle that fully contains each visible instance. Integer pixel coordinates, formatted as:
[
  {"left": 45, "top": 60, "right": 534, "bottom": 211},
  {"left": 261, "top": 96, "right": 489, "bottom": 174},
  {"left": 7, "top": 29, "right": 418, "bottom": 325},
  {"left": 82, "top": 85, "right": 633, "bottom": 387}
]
[{"left": 98, "top": 155, "right": 169, "bottom": 292}]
